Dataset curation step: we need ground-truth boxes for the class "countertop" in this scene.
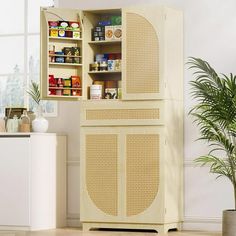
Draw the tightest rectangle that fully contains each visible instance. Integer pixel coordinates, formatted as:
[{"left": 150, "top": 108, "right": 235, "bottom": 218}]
[{"left": 0, "top": 132, "right": 66, "bottom": 137}]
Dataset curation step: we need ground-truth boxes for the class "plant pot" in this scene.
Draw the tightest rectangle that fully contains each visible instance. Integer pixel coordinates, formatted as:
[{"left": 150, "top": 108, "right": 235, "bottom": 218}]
[
  {"left": 32, "top": 105, "right": 49, "bottom": 133},
  {"left": 223, "top": 210, "right": 236, "bottom": 236}
]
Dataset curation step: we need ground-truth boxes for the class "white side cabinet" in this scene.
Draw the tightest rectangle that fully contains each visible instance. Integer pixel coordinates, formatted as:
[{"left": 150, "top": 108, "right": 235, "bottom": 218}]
[{"left": 0, "top": 133, "right": 67, "bottom": 231}]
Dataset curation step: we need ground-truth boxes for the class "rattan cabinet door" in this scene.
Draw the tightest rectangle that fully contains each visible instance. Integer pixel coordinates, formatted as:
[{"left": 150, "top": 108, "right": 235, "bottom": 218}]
[
  {"left": 80, "top": 126, "right": 165, "bottom": 224},
  {"left": 80, "top": 127, "right": 122, "bottom": 222},
  {"left": 122, "top": 7, "right": 164, "bottom": 100},
  {"left": 123, "top": 127, "right": 165, "bottom": 223}
]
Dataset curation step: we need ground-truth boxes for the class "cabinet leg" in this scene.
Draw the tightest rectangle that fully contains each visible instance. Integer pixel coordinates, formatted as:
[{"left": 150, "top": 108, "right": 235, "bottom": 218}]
[{"left": 82, "top": 223, "right": 92, "bottom": 231}]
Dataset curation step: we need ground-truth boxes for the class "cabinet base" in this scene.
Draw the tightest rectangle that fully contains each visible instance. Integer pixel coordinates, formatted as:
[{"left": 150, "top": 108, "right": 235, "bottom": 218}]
[{"left": 82, "top": 222, "right": 182, "bottom": 234}]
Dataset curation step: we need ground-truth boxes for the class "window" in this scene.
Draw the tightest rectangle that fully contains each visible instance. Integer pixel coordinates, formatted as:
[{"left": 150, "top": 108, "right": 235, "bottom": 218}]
[{"left": 0, "top": 0, "right": 57, "bottom": 117}]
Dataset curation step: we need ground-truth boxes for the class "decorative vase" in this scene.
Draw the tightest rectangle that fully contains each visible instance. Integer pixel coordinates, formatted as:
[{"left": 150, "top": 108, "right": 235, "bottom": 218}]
[
  {"left": 223, "top": 210, "right": 236, "bottom": 236},
  {"left": 32, "top": 105, "right": 49, "bottom": 133}
]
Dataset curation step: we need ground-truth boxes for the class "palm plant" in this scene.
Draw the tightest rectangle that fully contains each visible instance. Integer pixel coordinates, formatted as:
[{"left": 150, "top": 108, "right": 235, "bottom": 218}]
[
  {"left": 188, "top": 57, "right": 236, "bottom": 209},
  {"left": 27, "top": 81, "right": 41, "bottom": 105}
]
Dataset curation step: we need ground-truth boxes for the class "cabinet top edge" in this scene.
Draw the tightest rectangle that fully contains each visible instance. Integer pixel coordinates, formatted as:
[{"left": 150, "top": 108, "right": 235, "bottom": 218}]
[
  {"left": 83, "top": 8, "right": 122, "bottom": 14},
  {"left": 0, "top": 132, "right": 67, "bottom": 137}
]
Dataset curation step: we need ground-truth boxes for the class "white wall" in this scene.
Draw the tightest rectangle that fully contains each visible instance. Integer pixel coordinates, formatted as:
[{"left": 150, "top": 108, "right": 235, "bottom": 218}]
[{"left": 48, "top": 0, "right": 236, "bottom": 231}]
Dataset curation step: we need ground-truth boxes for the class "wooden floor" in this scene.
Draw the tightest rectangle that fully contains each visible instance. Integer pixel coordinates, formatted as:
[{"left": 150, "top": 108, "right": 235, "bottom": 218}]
[{"left": 0, "top": 228, "right": 221, "bottom": 236}]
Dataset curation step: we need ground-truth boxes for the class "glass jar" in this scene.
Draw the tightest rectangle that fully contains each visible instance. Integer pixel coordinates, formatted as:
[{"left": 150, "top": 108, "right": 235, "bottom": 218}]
[{"left": 19, "top": 110, "right": 30, "bottom": 132}]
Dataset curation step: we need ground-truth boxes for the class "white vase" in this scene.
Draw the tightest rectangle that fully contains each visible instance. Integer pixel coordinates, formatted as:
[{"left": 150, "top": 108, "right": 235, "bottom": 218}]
[{"left": 32, "top": 105, "right": 49, "bottom": 133}]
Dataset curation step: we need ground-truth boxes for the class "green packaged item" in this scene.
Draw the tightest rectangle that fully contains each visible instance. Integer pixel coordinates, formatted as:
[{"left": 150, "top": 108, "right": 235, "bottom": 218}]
[{"left": 111, "top": 16, "right": 122, "bottom": 25}]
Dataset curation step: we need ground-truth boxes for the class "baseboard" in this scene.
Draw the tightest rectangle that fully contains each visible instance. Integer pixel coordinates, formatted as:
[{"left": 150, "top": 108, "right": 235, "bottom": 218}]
[
  {"left": 0, "top": 226, "right": 29, "bottom": 231},
  {"left": 67, "top": 214, "right": 81, "bottom": 228},
  {"left": 183, "top": 216, "right": 222, "bottom": 231}
]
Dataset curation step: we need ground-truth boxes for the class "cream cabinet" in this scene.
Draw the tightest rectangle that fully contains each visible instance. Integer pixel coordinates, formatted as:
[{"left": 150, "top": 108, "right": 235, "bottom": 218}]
[
  {"left": 78, "top": 5, "right": 183, "bottom": 234},
  {"left": 80, "top": 100, "right": 183, "bottom": 234},
  {"left": 0, "top": 133, "right": 67, "bottom": 231},
  {"left": 40, "top": 4, "right": 183, "bottom": 234}
]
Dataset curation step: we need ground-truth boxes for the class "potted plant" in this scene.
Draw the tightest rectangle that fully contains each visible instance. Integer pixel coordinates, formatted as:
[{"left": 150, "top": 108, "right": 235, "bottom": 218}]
[
  {"left": 27, "top": 81, "right": 48, "bottom": 132},
  {"left": 188, "top": 57, "right": 236, "bottom": 236}
]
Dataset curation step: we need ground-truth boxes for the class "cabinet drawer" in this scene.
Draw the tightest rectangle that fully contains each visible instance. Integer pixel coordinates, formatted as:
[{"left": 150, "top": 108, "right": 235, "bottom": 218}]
[{"left": 80, "top": 100, "right": 164, "bottom": 126}]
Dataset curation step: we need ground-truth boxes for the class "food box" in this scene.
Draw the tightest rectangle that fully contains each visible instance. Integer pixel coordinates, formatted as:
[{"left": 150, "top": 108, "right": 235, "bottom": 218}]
[
  {"left": 59, "top": 21, "right": 69, "bottom": 28},
  {"left": 107, "top": 60, "right": 115, "bottom": 71},
  {"left": 48, "top": 21, "right": 58, "bottom": 28},
  {"left": 49, "top": 89, "right": 56, "bottom": 95},
  {"left": 63, "top": 47, "right": 72, "bottom": 56},
  {"left": 63, "top": 89, "right": 71, "bottom": 96},
  {"left": 69, "top": 21, "right": 80, "bottom": 29},
  {"left": 72, "top": 90, "right": 81, "bottom": 96},
  {"left": 58, "top": 29, "right": 66, "bottom": 37},
  {"left": 63, "top": 78, "right": 71, "bottom": 87},
  {"left": 113, "top": 25, "right": 122, "bottom": 40},
  {"left": 56, "top": 89, "right": 63, "bottom": 96},
  {"left": 49, "top": 74, "right": 57, "bottom": 87},
  {"left": 111, "top": 16, "right": 122, "bottom": 25},
  {"left": 71, "top": 76, "right": 81, "bottom": 88},
  {"left": 73, "top": 31, "right": 80, "bottom": 39},
  {"left": 105, "top": 88, "right": 118, "bottom": 99},
  {"left": 49, "top": 29, "right": 58, "bottom": 37},
  {"left": 105, "top": 26, "right": 114, "bottom": 40}
]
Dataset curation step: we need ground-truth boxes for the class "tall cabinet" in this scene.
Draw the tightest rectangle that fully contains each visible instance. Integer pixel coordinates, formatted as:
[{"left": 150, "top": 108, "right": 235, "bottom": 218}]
[{"left": 41, "top": 5, "right": 183, "bottom": 234}]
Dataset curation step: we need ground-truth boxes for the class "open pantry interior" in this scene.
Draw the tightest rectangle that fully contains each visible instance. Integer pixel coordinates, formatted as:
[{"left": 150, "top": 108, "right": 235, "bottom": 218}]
[
  {"left": 41, "top": 8, "right": 122, "bottom": 100},
  {"left": 83, "top": 9, "right": 122, "bottom": 100}
]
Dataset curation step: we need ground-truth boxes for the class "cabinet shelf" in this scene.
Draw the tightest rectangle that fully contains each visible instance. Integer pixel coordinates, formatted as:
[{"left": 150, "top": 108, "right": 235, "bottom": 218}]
[
  {"left": 49, "top": 62, "right": 82, "bottom": 66},
  {"left": 49, "top": 87, "right": 82, "bottom": 90},
  {"left": 88, "top": 70, "right": 121, "bottom": 74},
  {"left": 48, "top": 95, "right": 81, "bottom": 98},
  {"left": 88, "top": 40, "right": 122, "bottom": 45},
  {"left": 49, "top": 36, "right": 82, "bottom": 41},
  {"left": 49, "top": 28, "right": 81, "bottom": 32},
  {"left": 49, "top": 54, "right": 82, "bottom": 58}
]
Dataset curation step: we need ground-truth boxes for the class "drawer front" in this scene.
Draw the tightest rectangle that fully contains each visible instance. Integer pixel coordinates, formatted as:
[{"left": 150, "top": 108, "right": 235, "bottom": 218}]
[{"left": 80, "top": 101, "right": 164, "bottom": 126}]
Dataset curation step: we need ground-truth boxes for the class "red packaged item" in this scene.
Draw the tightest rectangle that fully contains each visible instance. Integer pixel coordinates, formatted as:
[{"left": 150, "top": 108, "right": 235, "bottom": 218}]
[
  {"left": 48, "top": 21, "right": 59, "bottom": 28},
  {"left": 72, "top": 90, "right": 81, "bottom": 96},
  {"left": 69, "top": 22, "right": 80, "bottom": 29},
  {"left": 57, "top": 78, "right": 64, "bottom": 87},
  {"left": 49, "top": 89, "right": 56, "bottom": 95},
  {"left": 49, "top": 74, "right": 56, "bottom": 87},
  {"left": 71, "top": 76, "right": 81, "bottom": 88}
]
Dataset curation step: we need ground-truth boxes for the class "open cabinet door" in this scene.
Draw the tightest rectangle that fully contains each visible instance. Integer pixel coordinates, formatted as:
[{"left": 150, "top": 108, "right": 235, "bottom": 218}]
[
  {"left": 122, "top": 6, "right": 165, "bottom": 100},
  {"left": 40, "top": 7, "right": 84, "bottom": 100}
]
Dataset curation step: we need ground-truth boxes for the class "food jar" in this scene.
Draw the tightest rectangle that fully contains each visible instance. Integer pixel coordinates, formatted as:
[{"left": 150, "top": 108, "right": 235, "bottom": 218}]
[
  {"left": 90, "top": 85, "right": 102, "bottom": 100},
  {"left": 90, "top": 62, "right": 99, "bottom": 71},
  {"left": 100, "top": 61, "right": 108, "bottom": 71}
]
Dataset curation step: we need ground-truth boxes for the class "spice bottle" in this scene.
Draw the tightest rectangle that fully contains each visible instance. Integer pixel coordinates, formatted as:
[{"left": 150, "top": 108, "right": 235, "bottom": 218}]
[
  {"left": 19, "top": 110, "right": 30, "bottom": 132},
  {"left": 12, "top": 115, "right": 19, "bottom": 132}
]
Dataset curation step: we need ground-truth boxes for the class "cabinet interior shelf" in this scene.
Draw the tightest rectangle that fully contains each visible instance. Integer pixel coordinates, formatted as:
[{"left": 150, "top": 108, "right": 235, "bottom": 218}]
[
  {"left": 48, "top": 95, "right": 81, "bottom": 98},
  {"left": 49, "top": 87, "right": 82, "bottom": 90},
  {"left": 49, "top": 28, "right": 81, "bottom": 32},
  {"left": 88, "top": 70, "right": 121, "bottom": 74},
  {"left": 49, "top": 54, "right": 82, "bottom": 58},
  {"left": 49, "top": 36, "right": 82, "bottom": 41},
  {"left": 49, "top": 62, "right": 82, "bottom": 66},
  {"left": 88, "top": 40, "right": 122, "bottom": 45}
]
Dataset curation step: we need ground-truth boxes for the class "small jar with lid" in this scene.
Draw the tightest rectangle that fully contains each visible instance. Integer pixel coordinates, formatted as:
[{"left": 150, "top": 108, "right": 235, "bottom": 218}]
[
  {"left": 90, "top": 61, "right": 99, "bottom": 71},
  {"left": 99, "top": 61, "right": 108, "bottom": 71}
]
